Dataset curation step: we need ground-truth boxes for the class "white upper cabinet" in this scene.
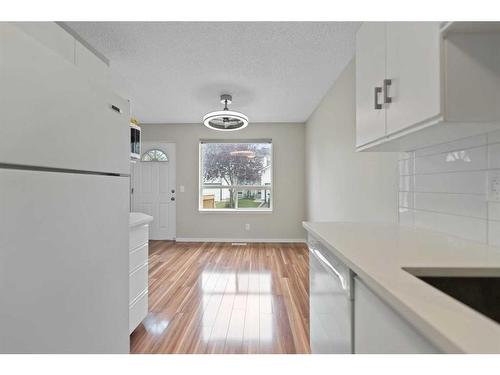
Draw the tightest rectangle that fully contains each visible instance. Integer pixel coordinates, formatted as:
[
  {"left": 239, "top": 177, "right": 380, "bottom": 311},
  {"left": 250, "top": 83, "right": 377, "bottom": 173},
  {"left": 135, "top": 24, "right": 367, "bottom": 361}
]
[
  {"left": 356, "top": 22, "right": 500, "bottom": 151},
  {"left": 356, "top": 23, "right": 386, "bottom": 147},
  {"left": 445, "top": 32, "right": 500, "bottom": 122},
  {"left": 385, "top": 22, "right": 442, "bottom": 135},
  {"left": 0, "top": 23, "right": 129, "bottom": 174}
]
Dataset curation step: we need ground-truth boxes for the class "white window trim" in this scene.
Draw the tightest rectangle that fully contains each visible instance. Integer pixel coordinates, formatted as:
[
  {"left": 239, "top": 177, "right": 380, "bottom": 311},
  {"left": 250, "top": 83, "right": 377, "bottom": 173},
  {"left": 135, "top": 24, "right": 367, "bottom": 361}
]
[{"left": 198, "top": 140, "right": 274, "bottom": 213}]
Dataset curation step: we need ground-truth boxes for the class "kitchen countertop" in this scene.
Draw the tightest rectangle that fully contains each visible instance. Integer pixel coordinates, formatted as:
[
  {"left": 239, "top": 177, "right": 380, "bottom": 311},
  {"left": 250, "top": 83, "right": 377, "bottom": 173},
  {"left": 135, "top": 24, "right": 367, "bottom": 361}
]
[
  {"left": 303, "top": 221, "right": 500, "bottom": 354},
  {"left": 129, "top": 212, "right": 153, "bottom": 228}
]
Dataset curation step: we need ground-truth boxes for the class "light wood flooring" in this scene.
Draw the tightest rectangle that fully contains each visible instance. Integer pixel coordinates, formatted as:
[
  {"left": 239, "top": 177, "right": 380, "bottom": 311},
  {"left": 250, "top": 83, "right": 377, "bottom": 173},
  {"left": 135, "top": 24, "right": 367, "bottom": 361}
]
[{"left": 130, "top": 241, "right": 310, "bottom": 354}]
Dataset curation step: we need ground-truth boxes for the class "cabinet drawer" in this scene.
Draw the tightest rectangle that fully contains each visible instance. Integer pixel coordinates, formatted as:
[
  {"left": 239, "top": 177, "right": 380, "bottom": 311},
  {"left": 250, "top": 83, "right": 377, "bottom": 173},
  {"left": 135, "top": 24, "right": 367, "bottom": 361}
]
[
  {"left": 129, "top": 243, "right": 148, "bottom": 273},
  {"left": 129, "top": 224, "right": 149, "bottom": 250},
  {"left": 130, "top": 263, "right": 148, "bottom": 304},
  {"left": 129, "top": 290, "right": 148, "bottom": 334}
]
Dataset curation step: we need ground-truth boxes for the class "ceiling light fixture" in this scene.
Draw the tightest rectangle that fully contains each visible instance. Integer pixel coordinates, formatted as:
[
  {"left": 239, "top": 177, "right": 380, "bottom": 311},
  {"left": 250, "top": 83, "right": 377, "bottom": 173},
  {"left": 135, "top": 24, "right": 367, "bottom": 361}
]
[{"left": 203, "top": 94, "right": 249, "bottom": 131}]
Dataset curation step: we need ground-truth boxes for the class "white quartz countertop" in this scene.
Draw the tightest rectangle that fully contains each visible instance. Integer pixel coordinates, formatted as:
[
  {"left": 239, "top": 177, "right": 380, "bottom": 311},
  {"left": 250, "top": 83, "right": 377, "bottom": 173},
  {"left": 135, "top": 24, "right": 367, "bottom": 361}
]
[
  {"left": 129, "top": 212, "right": 153, "bottom": 228},
  {"left": 302, "top": 221, "right": 500, "bottom": 353}
]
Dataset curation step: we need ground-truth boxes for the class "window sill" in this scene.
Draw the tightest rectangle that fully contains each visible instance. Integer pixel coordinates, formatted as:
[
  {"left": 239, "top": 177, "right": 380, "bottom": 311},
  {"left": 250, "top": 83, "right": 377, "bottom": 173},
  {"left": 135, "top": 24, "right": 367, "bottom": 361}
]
[{"left": 198, "top": 209, "right": 273, "bottom": 214}]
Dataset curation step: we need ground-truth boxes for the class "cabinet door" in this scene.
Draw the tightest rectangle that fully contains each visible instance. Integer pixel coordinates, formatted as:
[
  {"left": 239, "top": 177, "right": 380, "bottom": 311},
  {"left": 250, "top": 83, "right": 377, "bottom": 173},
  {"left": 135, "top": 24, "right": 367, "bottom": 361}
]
[
  {"left": 385, "top": 22, "right": 442, "bottom": 135},
  {"left": 356, "top": 22, "right": 386, "bottom": 147},
  {"left": 354, "top": 277, "right": 439, "bottom": 354}
]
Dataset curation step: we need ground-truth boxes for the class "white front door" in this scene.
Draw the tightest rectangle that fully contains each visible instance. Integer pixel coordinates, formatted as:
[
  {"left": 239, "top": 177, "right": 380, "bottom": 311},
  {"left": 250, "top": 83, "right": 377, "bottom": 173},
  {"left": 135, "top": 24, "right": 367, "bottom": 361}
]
[{"left": 131, "top": 142, "right": 176, "bottom": 240}]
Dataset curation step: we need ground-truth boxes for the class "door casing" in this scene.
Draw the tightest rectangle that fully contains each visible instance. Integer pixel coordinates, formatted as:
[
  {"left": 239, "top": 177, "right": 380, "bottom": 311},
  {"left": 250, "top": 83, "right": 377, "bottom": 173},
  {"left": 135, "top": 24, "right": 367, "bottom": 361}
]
[{"left": 131, "top": 142, "right": 176, "bottom": 240}]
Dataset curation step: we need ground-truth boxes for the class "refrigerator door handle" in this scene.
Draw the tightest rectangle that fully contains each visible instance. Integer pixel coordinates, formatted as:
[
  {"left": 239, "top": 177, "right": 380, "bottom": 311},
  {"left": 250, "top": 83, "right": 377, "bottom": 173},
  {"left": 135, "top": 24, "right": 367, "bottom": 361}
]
[{"left": 111, "top": 104, "right": 122, "bottom": 113}]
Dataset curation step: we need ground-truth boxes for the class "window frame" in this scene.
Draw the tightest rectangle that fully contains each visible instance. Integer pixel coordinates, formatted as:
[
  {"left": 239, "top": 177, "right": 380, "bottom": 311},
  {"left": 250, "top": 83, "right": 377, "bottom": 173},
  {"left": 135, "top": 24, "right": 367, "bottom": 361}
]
[
  {"left": 198, "top": 139, "right": 273, "bottom": 213},
  {"left": 141, "top": 148, "right": 169, "bottom": 162}
]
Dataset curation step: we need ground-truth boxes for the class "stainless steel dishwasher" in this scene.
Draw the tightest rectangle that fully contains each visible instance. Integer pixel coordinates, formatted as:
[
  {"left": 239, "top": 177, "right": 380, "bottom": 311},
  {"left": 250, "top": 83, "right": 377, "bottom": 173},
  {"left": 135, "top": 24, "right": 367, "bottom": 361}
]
[{"left": 308, "top": 234, "right": 354, "bottom": 353}]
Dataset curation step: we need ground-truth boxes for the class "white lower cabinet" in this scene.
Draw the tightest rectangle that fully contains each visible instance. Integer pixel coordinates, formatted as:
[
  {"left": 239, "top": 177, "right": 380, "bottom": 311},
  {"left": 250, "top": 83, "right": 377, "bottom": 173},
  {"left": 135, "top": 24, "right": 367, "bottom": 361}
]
[
  {"left": 129, "top": 224, "right": 149, "bottom": 334},
  {"left": 354, "top": 277, "right": 440, "bottom": 354},
  {"left": 129, "top": 291, "right": 148, "bottom": 336}
]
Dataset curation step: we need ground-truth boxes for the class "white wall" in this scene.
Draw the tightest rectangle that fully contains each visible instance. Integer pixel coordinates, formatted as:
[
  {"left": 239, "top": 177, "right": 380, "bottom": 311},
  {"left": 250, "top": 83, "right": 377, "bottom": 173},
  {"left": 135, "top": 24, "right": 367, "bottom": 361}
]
[
  {"left": 305, "top": 59, "right": 399, "bottom": 223},
  {"left": 399, "top": 131, "right": 500, "bottom": 245},
  {"left": 141, "top": 122, "right": 306, "bottom": 241}
]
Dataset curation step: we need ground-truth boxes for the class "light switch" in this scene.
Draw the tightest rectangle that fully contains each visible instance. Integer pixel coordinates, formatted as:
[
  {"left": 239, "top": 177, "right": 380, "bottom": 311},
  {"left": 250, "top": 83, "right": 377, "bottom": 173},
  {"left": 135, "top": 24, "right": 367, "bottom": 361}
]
[{"left": 179, "top": 185, "right": 185, "bottom": 193}]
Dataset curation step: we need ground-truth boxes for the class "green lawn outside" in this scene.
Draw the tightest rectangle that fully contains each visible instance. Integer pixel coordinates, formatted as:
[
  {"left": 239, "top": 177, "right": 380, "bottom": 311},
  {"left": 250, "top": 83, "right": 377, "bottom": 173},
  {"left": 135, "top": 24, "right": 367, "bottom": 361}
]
[
  {"left": 215, "top": 200, "right": 232, "bottom": 208},
  {"left": 215, "top": 198, "right": 262, "bottom": 208},
  {"left": 237, "top": 198, "right": 262, "bottom": 208}
]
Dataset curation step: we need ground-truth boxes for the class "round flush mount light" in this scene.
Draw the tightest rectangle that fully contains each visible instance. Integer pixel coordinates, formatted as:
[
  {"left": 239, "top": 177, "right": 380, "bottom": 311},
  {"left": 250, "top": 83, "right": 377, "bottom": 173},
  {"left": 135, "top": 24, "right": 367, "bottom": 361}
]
[{"left": 203, "top": 94, "right": 249, "bottom": 131}]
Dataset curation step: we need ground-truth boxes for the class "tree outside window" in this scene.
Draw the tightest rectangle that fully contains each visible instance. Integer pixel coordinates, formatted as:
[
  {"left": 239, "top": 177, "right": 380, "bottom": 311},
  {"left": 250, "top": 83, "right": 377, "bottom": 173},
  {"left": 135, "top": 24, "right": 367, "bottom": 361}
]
[{"left": 200, "top": 141, "right": 272, "bottom": 211}]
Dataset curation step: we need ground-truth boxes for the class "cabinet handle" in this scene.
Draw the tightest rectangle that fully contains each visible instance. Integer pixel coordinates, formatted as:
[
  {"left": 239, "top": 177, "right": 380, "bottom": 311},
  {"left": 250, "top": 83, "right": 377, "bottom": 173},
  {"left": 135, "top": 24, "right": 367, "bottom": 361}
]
[
  {"left": 374, "top": 87, "right": 382, "bottom": 110},
  {"left": 383, "top": 79, "right": 392, "bottom": 104}
]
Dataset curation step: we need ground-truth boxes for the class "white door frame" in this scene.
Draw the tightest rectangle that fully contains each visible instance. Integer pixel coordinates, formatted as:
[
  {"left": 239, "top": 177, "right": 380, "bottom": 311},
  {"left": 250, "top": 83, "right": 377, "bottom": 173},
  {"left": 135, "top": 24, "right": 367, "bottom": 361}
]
[{"left": 131, "top": 142, "right": 176, "bottom": 240}]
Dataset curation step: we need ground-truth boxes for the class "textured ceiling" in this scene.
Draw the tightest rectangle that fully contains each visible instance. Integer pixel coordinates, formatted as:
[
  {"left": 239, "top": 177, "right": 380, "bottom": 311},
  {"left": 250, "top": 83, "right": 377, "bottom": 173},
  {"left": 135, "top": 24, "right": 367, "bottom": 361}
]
[{"left": 65, "top": 22, "right": 360, "bottom": 124}]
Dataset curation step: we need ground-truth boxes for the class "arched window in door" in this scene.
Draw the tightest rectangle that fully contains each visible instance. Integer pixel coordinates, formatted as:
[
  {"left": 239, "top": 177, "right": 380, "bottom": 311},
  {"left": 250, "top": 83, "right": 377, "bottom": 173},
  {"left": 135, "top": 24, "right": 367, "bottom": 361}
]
[{"left": 141, "top": 149, "right": 168, "bottom": 162}]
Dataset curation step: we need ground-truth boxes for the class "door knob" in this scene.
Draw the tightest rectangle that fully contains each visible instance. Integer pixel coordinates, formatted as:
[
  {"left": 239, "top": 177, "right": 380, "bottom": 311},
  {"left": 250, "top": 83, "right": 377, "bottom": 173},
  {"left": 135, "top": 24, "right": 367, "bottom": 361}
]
[
  {"left": 171, "top": 189, "right": 175, "bottom": 193},
  {"left": 171, "top": 197, "right": 175, "bottom": 201}
]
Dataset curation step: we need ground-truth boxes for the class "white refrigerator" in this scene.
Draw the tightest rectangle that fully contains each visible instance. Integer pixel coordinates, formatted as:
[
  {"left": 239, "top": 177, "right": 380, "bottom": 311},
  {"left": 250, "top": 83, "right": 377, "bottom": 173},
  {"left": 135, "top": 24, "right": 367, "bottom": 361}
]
[{"left": 0, "top": 23, "right": 130, "bottom": 353}]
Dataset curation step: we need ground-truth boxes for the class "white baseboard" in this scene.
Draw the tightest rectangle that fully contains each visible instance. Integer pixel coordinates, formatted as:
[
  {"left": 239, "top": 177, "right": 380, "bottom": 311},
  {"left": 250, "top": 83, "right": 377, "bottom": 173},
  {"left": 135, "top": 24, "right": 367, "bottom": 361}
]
[{"left": 175, "top": 237, "right": 306, "bottom": 243}]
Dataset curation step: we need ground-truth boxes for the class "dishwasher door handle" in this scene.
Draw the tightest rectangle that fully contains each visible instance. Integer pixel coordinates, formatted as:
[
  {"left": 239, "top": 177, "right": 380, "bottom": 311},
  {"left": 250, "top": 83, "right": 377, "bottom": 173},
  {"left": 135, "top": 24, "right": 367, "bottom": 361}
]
[{"left": 310, "top": 247, "right": 348, "bottom": 290}]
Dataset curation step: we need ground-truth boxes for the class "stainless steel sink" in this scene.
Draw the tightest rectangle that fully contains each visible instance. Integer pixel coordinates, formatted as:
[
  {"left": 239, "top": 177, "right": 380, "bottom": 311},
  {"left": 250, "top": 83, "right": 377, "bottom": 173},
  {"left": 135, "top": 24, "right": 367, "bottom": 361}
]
[{"left": 404, "top": 267, "right": 500, "bottom": 325}]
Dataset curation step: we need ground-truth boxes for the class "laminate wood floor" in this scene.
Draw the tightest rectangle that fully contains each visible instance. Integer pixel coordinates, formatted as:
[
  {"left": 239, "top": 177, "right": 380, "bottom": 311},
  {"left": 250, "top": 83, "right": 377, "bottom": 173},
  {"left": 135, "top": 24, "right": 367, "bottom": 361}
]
[{"left": 130, "top": 241, "right": 310, "bottom": 354}]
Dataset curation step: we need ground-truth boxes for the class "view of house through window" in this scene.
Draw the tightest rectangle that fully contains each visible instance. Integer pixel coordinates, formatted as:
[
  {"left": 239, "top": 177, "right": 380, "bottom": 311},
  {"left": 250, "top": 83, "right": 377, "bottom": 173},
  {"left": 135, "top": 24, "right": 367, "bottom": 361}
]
[{"left": 199, "top": 141, "right": 272, "bottom": 211}]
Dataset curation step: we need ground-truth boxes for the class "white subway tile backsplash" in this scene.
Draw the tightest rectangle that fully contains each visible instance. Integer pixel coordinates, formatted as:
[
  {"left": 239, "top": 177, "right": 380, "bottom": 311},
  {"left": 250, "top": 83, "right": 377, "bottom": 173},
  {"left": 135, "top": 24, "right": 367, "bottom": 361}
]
[
  {"left": 414, "top": 145, "right": 487, "bottom": 174},
  {"left": 488, "top": 170, "right": 500, "bottom": 202},
  {"left": 399, "top": 175, "right": 412, "bottom": 191},
  {"left": 487, "top": 130, "right": 500, "bottom": 145},
  {"left": 399, "top": 192, "right": 413, "bottom": 208},
  {"left": 398, "top": 152, "right": 412, "bottom": 161},
  {"left": 398, "top": 131, "right": 500, "bottom": 246},
  {"left": 414, "top": 171, "right": 487, "bottom": 194},
  {"left": 414, "top": 210, "right": 487, "bottom": 243},
  {"left": 488, "top": 202, "right": 500, "bottom": 222},
  {"left": 414, "top": 192, "right": 487, "bottom": 219},
  {"left": 399, "top": 209, "right": 414, "bottom": 227},
  {"left": 488, "top": 142, "right": 500, "bottom": 169},
  {"left": 488, "top": 221, "right": 500, "bottom": 247},
  {"left": 414, "top": 134, "right": 487, "bottom": 158},
  {"left": 398, "top": 158, "right": 413, "bottom": 175}
]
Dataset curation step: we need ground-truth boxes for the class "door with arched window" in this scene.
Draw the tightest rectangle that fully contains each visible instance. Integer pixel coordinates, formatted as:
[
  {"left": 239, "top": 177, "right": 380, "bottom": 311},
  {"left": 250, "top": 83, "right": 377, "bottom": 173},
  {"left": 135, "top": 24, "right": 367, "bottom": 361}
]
[{"left": 131, "top": 142, "right": 176, "bottom": 240}]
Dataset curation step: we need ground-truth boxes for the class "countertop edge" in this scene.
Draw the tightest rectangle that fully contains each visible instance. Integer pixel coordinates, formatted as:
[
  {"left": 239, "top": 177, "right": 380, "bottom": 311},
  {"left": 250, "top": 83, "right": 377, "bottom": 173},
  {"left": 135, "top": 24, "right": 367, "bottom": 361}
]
[{"left": 129, "top": 212, "right": 153, "bottom": 228}]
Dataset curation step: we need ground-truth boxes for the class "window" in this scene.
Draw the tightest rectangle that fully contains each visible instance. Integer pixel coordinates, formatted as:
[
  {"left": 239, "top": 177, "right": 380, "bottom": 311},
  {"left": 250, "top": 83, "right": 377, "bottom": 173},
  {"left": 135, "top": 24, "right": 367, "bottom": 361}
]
[
  {"left": 199, "top": 140, "right": 272, "bottom": 211},
  {"left": 141, "top": 149, "right": 168, "bottom": 162}
]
